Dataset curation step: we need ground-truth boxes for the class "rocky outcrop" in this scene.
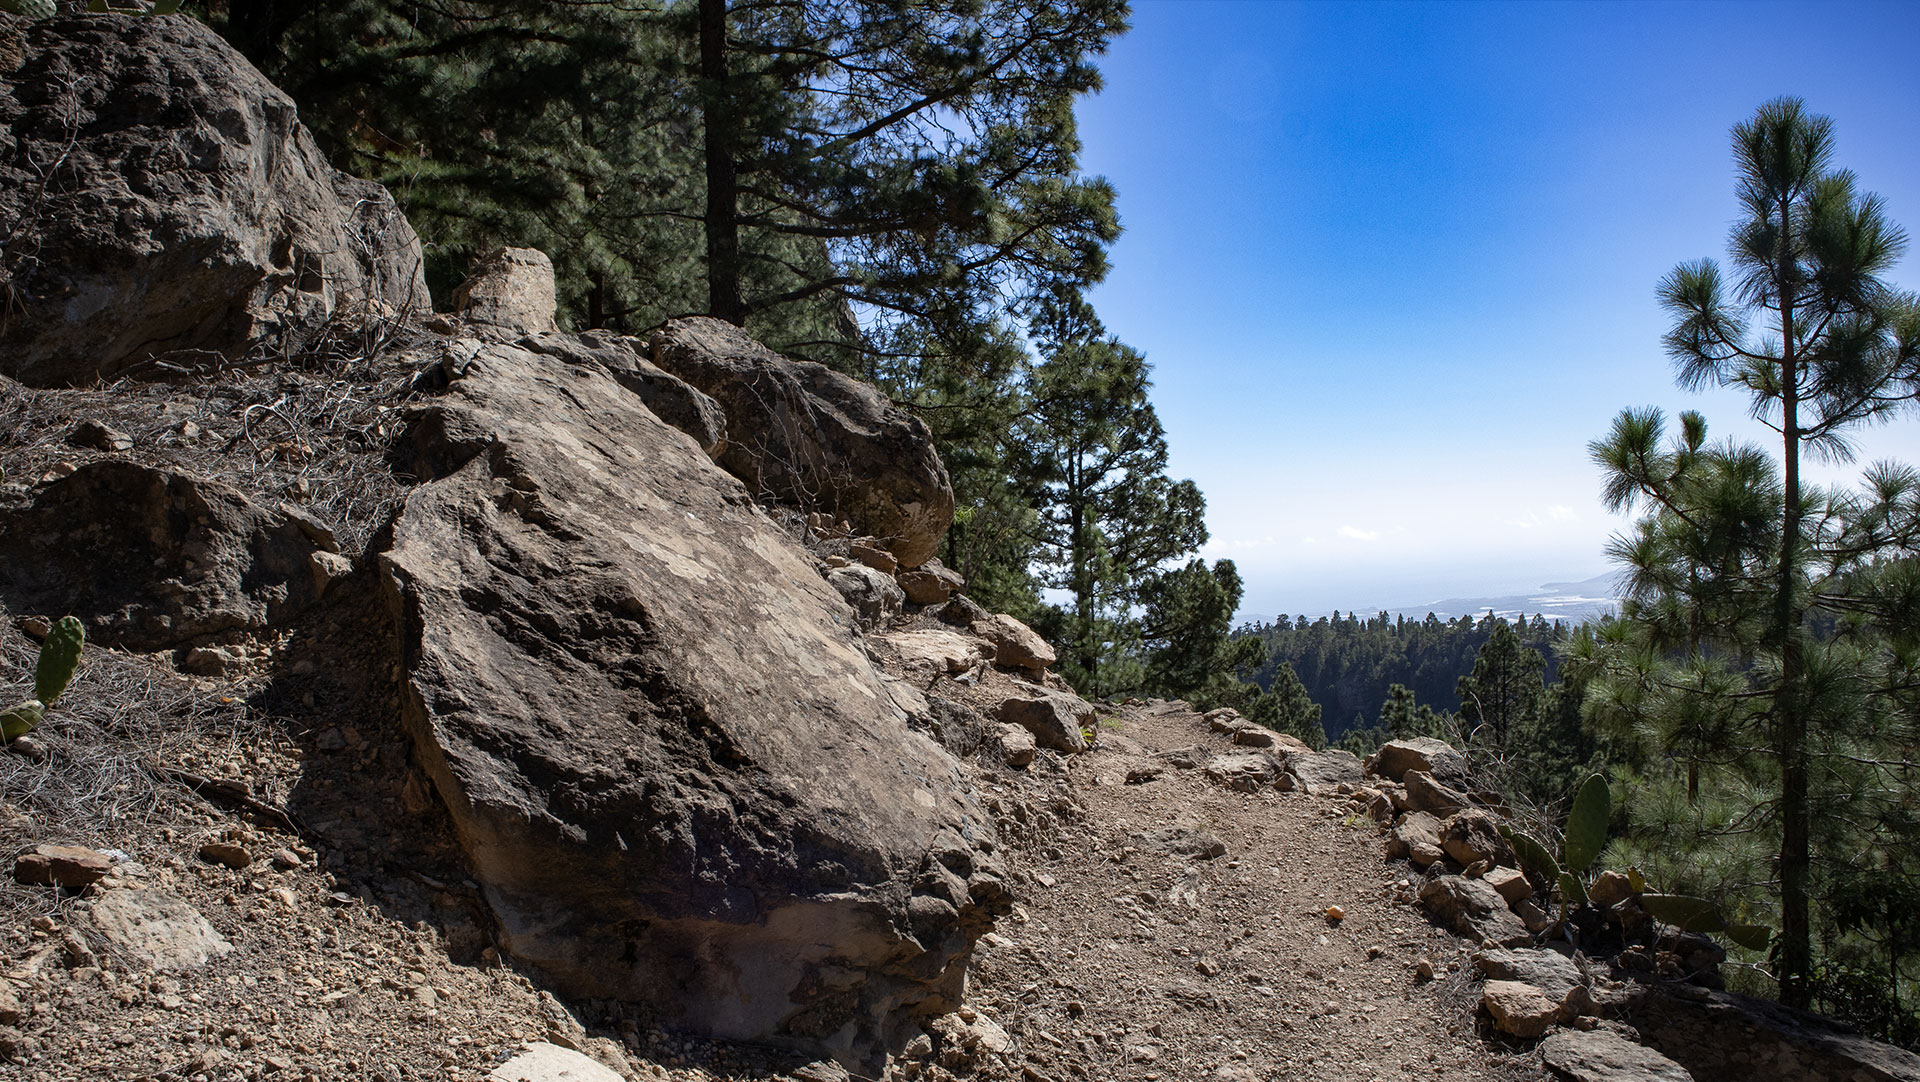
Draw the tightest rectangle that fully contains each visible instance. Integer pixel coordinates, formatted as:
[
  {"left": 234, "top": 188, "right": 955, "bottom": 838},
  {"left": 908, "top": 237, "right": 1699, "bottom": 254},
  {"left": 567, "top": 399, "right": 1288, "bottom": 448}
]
[
  {"left": 515, "top": 330, "right": 726, "bottom": 457},
  {"left": 0, "top": 461, "right": 338, "bottom": 652},
  {"left": 0, "top": 16, "right": 426, "bottom": 385},
  {"left": 1539, "top": 1028, "right": 1694, "bottom": 1082},
  {"left": 1619, "top": 984, "right": 1920, "bottom": 1082},
  {"left": 1367, "top": 737, "right": 1469, "bottom": 785},
  {"left": 452, "top": 247, "right": 557, "bottom": 334},
  {"left": 650, "top": 317, "right": 953, "bottom": 567},
  {"left": 378, "top": 341, "right": 1008, "bottom": 1071}
]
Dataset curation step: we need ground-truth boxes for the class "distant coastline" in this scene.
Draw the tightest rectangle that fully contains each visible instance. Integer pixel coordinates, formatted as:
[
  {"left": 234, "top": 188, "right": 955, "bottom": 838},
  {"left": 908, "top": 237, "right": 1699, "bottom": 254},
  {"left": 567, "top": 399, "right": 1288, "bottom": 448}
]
[{"left": 1241, "top": 571, "right": 1623, "bottom": 627}]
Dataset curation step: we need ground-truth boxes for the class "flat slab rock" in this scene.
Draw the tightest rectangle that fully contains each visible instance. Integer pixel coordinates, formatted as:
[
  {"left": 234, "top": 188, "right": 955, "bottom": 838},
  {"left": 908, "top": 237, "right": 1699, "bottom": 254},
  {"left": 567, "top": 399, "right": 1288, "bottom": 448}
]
[
  {"left": 380, "top": 342, "right": 1005, "bottom": 1071},
  {"left": 85, "top": 889, "right": 232, "bottom": 972},
  {"left": 489, "top": 1043, "right": 625, "bottom": 1082},
  {"left": 1540, "top": 1028, "right": 1694, "bottom": 1082}
]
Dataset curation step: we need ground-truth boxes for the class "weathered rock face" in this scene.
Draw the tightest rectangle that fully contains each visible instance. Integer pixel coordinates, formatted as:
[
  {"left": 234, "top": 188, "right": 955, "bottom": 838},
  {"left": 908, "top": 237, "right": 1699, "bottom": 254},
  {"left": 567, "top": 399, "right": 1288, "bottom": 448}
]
[
  {"left": 1418, "top": 875, "right": 1530, "bottom": 947},
  {"left": 516, "top": 330, "right": 726, "bottom": 457},
  {"left": 1368, "top": 737, "right": 1469, "bottom": 786},
  {"left": 0, "top": 16, "right": 427, "bottom": 385},
  {"left": 452, "top": 247, "right": 557, "bottom": 333},
  {"left": 1539, "top": 1028, "right": 1695, "bottom": 1082},
  {"left": 378, "top": 342, "right": 1007, "bottom": 1070},
  {"left": 0, "top": 461, "right": 337, "bottom": 651},
  {"left": 650, "top": 317, "right": 953, "bottom": 567}
]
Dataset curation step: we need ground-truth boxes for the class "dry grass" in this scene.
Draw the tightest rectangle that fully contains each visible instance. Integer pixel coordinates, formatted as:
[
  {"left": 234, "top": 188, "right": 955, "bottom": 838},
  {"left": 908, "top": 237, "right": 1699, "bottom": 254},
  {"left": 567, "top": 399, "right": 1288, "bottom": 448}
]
[
  {"left": 0, "top": 330, "right": 440, "bottom": 554},
  {"left": 0, "top": 610, "right": 293, "bottom": 926}
]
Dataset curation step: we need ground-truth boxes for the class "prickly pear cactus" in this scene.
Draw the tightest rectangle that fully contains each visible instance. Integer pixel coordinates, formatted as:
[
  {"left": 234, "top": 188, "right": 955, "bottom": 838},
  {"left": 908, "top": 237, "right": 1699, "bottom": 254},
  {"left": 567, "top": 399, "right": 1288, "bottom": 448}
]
[
  {"left": 1561, "top": 772, "right": 1611, "bottom": 873},
  {"left": 33, "top": 616, "right": 84, "bottom": 707},
  {"left": 0, "top": 0, "right": 58, "bottom": 18},
  {"left": 1, "top": 700, "right": 44, "bottom": 741}
]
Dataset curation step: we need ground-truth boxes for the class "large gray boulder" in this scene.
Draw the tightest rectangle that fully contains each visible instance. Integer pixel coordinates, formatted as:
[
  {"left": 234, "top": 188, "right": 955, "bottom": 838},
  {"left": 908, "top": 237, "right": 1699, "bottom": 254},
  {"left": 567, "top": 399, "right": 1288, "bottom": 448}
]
[
  {"left": 650, "top": 317, "right": 953, "bottom": 567},
  {"left": 379, "top": 342, "right": 1007, "bottom": 1072},
  {"left": 0, "top": 461, "right": 338, "bottom": 651},
  {"left": 0, "top": 16, "right": 427, "bottom": 385}
]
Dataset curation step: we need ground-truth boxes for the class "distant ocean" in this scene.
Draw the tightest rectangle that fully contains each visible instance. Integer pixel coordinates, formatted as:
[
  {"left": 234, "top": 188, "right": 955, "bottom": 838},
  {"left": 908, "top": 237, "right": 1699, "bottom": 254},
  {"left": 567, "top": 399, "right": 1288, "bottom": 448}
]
[{"left": 1241, "top": 571, "right": 1624, "bottom": 627}]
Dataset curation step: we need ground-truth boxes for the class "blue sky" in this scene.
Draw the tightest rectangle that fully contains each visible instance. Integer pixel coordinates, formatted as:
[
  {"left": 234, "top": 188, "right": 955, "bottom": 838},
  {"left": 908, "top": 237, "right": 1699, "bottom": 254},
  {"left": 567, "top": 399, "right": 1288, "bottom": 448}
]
[{"left": 1073, "top": 0, "right": 1920, "bottom": 618}]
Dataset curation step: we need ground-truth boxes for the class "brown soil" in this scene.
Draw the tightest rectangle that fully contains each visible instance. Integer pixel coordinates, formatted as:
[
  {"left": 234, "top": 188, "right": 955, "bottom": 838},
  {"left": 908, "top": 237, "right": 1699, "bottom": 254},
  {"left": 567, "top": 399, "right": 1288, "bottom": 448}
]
[{"left": 960, "top": 699, "right": 1536, "bottom": 1082}]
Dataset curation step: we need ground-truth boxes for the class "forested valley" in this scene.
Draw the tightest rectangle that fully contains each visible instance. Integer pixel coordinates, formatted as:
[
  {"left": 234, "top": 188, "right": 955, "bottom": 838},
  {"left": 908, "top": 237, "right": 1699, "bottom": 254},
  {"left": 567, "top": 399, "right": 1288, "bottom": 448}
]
[{"left": 183, "top": 0, "right": 1920, "bottom": 1054}]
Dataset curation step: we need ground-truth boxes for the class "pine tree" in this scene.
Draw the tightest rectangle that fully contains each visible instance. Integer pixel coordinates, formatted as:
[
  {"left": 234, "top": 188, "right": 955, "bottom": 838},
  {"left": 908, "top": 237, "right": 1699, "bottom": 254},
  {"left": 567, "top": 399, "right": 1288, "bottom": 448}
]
[
  {"left": 1456, "top": 619, "right": 1545, "bottom": 746},
  {"left": 1019, "top": 336, "right": 1206, "bottom": 693},
  {"left": 689, "top": 0, "right": 1126, "bottom": 360},
  {"left": 1137, "top": 559, "right": 1264, "bottom": 704},
  {"left": 1588, "top": 97, "right": 1920, "bottom": 1009}
]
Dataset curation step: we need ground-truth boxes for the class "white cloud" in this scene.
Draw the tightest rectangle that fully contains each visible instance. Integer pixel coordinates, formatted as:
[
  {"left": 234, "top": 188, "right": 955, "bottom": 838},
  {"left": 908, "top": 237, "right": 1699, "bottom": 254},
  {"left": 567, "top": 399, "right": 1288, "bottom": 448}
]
[
  {"left": 1338, "top": 525, "right": 1379, "bottom": 542},
  {"left": 1549, "top": 505, "right": 1575, "bottom": 521}
]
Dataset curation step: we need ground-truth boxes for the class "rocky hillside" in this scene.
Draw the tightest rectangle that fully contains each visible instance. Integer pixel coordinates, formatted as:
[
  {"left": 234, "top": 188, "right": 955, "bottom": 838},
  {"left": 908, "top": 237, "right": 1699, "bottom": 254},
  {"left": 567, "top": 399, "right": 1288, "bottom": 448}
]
[{"left": 2, "top": 13, "right": 1918, "bottom": 1082}]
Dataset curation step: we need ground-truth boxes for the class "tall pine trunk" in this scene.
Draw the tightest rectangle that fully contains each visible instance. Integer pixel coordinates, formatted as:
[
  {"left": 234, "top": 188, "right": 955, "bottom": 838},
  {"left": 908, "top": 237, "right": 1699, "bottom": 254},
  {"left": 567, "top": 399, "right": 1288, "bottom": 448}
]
[
  {"left": 1775, "top": 214, "right": 1811, "bottom": 1010},
  {"left": 699, "top": 0, "right": 746, "bottom": 325}
]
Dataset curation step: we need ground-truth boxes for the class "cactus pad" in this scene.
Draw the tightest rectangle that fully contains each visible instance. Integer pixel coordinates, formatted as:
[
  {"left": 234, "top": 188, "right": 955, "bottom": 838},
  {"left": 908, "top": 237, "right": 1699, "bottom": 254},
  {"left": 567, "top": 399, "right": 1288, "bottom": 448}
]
[
  {"left": 1562, "top": 773, "right": 1611, "bottom": 873},
  {"left": 1, "top": 700, "right": 44, "bottom": 741},
  {"left": 0, "top": 0, "right": 57, "bottom": 18},
  {"left": 33, "top": 616, "right": 84, "bottom": 706}
]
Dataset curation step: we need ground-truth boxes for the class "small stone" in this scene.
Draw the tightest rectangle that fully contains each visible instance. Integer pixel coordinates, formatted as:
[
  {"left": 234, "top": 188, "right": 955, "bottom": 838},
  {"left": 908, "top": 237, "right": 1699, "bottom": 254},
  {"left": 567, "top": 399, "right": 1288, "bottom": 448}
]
[
  {"left": 182, "top": 646, "right": 239, "bottom": 676},
  {"left": 1483, "top": 865, "right": 1532, "bottom": 904},
  {"left": 1481, "top": 979, "right": 1568, "bottom": 1037},
  {"left": 847, "top": 541, "right": 898, "bottom": 574},
  {"left": 18, "top": 616, "right": 51, "bottom": 639},
  {"left": 7, "top": 735, "right": 47, "bottom": 762},
  {"left": 198, "top": 841, "right": 253, "bottom": 870},
  {"left": 270, "top": 848, "right": 303, "bottom": 869},
  {"left": 69, "top": 419, "right": 133, "bottom": 452},
  {"left": 1414, "top": 957, "right": 1436, "bottom": 981},
  {"left": 1589, "top": 869, "right": 1636, "bottom": 908},
  {"left": 1195, "top": 957, "right": 1221, "bottom": 976},
  {"left": 1324, "top": 905, "right": 1345, "bottom": 922},
  {"left": 13, "top": 844, "right": 113, "bottom": 887}
]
